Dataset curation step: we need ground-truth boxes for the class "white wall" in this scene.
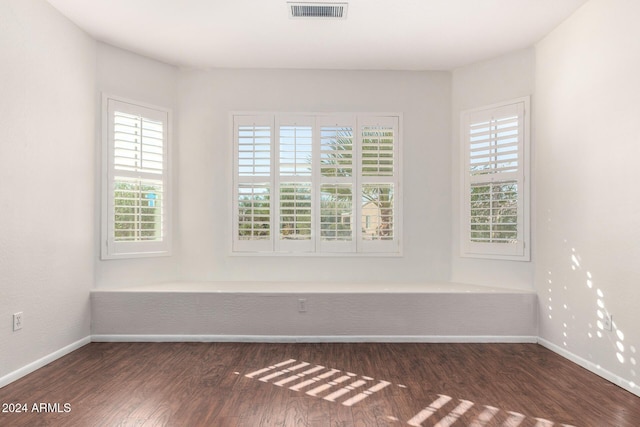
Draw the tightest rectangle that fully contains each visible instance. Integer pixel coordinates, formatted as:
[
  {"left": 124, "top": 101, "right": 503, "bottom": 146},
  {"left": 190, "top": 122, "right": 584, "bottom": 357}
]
[
  {"left": 535, "top": 0, "right": 640, "bottom": 394},
  {"left": 0, "top": 0, "right": 95, "bottom": 381},
  {"left": 176, "top": 69, "right": 451, "bottom": 285},
  {"left": 94, "top": 43, "right": 180, "bottom": 288},
  {"left": 450, "top": 48, "right": 536, "bottom": 290}
]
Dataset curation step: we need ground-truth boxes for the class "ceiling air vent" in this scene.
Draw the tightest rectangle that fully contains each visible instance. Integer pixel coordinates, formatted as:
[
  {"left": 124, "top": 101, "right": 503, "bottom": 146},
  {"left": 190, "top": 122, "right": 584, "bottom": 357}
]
[{"left": 288, "top": 2, "right": 348, "bottom": 19}]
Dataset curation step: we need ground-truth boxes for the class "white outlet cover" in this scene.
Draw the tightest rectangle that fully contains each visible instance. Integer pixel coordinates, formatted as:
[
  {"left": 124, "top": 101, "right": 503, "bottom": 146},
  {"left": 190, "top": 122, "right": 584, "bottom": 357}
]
[{"left": 13, "top": 312, "right": 23, "bottom": 331}]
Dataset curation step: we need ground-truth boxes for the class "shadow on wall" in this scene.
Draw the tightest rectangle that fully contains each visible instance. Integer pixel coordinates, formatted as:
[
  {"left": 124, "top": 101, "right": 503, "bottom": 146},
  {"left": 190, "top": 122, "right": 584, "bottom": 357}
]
[{"left": 540, "top": 238, "right": 637, "bottom": 390}]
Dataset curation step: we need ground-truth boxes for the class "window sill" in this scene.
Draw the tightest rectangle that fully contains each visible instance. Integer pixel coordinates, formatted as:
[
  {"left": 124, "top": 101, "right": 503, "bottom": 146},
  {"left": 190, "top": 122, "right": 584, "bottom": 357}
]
[{"left": 228, "top": 251, "right": 403, "bottom": 258}]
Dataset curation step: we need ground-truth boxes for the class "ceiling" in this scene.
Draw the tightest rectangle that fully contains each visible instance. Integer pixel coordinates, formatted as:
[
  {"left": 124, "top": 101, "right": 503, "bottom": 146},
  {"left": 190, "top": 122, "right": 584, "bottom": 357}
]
[{"left": 46, "top": 0, "right": 588, "bottom": 71}]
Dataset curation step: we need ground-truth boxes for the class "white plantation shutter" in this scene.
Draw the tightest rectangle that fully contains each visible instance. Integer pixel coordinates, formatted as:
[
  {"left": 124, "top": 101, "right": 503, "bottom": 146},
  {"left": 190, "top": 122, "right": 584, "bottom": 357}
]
[
  {"left": 461, "top": 97, "right": 530, "bottom": 260},
  {"left": 276, "top": 116, "right": 314, "bottom": 252},
  {"left": 317, "top": 116, "right": 356, "bottom": 252},
  {"left": 234, "top": 115, "right": 274, "bottom": 252},
  {"left": 358, "top": 116, "right": 400, "bottom": 253},
  {"left": 232, "top": 113, "right": 401, "bottom": 254},
  {"left": 102, "top": 96, "right": 171, "bottom": 259}
]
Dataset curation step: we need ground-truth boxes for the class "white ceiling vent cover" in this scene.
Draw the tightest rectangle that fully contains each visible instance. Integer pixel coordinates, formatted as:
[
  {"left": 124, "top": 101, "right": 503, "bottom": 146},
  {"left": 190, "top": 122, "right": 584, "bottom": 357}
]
[{"left": 288, "top": 2, "right": 348, "bottom": 19}]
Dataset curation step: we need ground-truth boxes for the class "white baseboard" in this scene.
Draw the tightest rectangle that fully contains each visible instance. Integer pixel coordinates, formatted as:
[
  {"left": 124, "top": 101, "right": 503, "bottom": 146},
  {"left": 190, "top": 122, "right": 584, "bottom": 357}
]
[
  {"left": 90, "top": 334, "right": 538, "bottom": 343},
  {"left": 0, "top": 336, "right": 91, "bottom": 389},
  {"left": 537, "top": 338, "right": 640, "bottom": 398}
]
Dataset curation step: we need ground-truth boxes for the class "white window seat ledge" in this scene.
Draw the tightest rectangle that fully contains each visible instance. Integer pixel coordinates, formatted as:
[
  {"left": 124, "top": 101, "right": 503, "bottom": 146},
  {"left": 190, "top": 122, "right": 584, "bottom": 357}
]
[
  {"left": 92, "top": 280, "right": 534, "bottom": 294},
  {"left": 91, "top": 281, "right": 537, "bottom": 342}
]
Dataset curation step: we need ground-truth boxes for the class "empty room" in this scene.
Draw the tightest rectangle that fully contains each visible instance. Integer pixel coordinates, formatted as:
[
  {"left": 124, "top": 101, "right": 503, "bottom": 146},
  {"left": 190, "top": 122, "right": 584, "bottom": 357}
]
[{"left": 1, "top": 0, "right": 640, "bottom": 425}]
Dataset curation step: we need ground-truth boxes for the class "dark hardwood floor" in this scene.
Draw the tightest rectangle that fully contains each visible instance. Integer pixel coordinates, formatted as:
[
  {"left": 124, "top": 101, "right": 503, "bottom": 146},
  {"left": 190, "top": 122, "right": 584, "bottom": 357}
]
[{"left": 1, "top": 342, "right": 639, "bottom": 426}]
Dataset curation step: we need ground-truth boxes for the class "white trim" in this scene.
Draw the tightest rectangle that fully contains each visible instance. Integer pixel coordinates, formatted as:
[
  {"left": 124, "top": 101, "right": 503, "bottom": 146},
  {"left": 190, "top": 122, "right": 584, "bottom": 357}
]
[
  {"left": 537, "top": 338, "right": 640, "bottom": 398},
  {"left": 91, "top": 334, "right": 537, "bottom": 343},
  {"left": 0, "top": 336, "right": 90, "bottom": 389}
]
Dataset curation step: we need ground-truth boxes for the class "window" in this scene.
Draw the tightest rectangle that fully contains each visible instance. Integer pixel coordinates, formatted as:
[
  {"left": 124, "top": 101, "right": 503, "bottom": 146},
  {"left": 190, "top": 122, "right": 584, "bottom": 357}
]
[
  {"left": 460, "top": 97, "right": 530, "bottom": 261},
  {"left": 102, "top": 95, "right": 171, "bottom": 259},
  {"left": 233, "top": 113, "right": 401, "bottom": 254}
]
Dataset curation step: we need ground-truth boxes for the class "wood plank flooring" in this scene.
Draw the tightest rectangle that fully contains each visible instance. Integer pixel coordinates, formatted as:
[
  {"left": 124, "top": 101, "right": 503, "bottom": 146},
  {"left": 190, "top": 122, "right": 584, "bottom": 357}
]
[{"left": 1, "top": 342, "right": 639, "bottom": 426}]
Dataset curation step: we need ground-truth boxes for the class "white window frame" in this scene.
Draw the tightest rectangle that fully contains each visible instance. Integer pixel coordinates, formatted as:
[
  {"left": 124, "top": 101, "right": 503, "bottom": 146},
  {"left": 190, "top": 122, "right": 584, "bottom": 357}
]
[
  {"left": 232, "top": 112, "right": 402, "bottom": 256},
  {"left": 460, "top": 96, "right": 530, "bottom": 261},
  {"left": 101, "top": 94, "right": 172, "bottom": 259}
]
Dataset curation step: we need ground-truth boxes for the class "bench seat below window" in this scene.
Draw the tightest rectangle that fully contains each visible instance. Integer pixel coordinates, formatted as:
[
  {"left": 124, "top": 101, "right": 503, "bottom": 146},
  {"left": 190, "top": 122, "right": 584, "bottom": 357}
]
[{"left": 91, "top": 281, "right": 537, "bottom": 342}]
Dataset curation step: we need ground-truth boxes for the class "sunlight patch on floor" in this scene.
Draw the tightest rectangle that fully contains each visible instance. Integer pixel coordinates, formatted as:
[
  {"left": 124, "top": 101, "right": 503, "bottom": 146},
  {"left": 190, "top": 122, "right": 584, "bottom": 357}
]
[{"left": 238, "top": 358, "right": 576, "bottom": 426}]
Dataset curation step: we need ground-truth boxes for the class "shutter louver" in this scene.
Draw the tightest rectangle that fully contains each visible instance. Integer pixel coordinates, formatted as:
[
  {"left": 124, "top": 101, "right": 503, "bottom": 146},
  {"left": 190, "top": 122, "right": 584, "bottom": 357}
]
[
  {"left": 361, "top": 184, "right": 394, "bottom": 241},
  {"left": 114, "top": 112, "right": 164, "bottom": 174},
  {"left": 114, "top": 178, "right": 163, "bottom": 242},
  {"left": 469, "top": 115, "right": 519, "bottom": 176},
  {"left": 362, "top": 126, "right": 394, "bottom": 177},
  {"left": 280, "top": 125, "right": 313, "bottom": 176},
  {"left": 279, "top": 182, "right": 312, "bottom": 240},
  {"left": 320, "top": 184, "right": 353, "bottom": 241},
  {"left": 320, "top": 126, "right": 353, "bottom": 177},
  {"left": 469, "top": 182, "right": 518, "bottom": 243},
  {"left": 239, "top": 125, "right": 271, "bottom": 177},
  {"left": 238, "top": 183, "right": 271, "bottom": 240}
]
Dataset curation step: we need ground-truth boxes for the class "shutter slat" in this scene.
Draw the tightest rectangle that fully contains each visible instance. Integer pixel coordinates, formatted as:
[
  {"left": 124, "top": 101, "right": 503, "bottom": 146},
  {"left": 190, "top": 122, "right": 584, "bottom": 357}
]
[
  {"left": 238, "top": 124, "right": 272, "bottom": 177},
  {"left": 113, "top": 177, "right": 164, "bottom": 243},
  {"left": 362, "top": 126, "right": 395, "bottom": 177},
  {"left": 468, "top": 115, "right": 520, "bottom": 175},
  {"left": 361, "top": 184, "right": 394, "bottom": 241},
  {"left": 279, "top": 125, "right": 313, "bottom": 177},
  {"left": 237, "top": 182, "right": 271, "bottom": 240},
  {"left": 114, "top": 111, "right": 165, "bottom": 174},
  {"left": 320, "top": 126, "right": 353, "bottom": 178},
  {"left": 279, "top": 182, "right": 312, "bottom": 240},
  {"left": 470, "top": 162, "right": 518, "bottom": 174},
  {"left": 469, "top": 121, "right": 518, "bottom": 137},
  {"left": 469, "top": 139, "right": 519, "bottom": 153},
  {"left": 468, "top": 181, "right": 518, "bottom": 243},
  {"left": 320, "top": 184, "right": 353, "bottom": 242}
]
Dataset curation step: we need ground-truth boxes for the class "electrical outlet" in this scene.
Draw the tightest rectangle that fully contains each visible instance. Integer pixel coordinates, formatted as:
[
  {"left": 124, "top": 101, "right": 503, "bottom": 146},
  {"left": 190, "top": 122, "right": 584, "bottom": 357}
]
[
  {"left": 603, "top": 313, "right": 612, "bottom": 331},
  {"left": 13, "top": 312, "right": 23, "bottom": 331},
  {"left": 298, "top": 298, "right": 307, "bottom": 313}
]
